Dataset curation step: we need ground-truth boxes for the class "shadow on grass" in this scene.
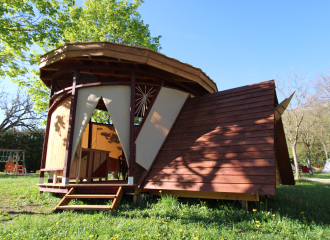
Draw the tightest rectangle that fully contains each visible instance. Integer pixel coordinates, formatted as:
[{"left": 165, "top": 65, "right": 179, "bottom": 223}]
[
  {"left": 37, "top": 179, "right": 329, "bottom": 228},
  {"left": 0, "top": 174, "right": 39, "bottom": 178}
]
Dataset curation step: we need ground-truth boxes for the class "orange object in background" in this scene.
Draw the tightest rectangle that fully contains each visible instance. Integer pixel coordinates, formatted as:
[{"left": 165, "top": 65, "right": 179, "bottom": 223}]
[{"left": 313, "top": 166, "right": 323, "bottom": 171}]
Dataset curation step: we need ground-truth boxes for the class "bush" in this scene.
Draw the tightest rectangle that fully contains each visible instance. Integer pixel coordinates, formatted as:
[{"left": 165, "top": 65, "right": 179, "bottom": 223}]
[{"left": 0, "top": 129, "right": 45, "bottom": 172}]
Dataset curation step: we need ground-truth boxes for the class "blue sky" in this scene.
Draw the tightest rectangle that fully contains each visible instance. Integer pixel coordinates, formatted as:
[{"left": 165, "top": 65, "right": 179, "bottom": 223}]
[
  {"left": 4, "top": 0, "right": 330, "bottom": 94},
  {"left": 137, "top": 0, "right": 330, "bottom": 91}
]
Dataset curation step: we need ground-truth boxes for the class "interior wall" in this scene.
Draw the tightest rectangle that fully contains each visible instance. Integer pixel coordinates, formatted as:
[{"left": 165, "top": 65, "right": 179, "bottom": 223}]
[
  {"left": 90, "top": 123, "right": 123, "bottom": 160},
  {"left": 45, "top": 96, "right": 71, "bottom": 169}
]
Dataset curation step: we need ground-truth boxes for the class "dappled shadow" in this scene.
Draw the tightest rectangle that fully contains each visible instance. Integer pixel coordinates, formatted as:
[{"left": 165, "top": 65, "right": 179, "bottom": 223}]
[
  {"left": 143, "top": 82, "right": 278, "bottom": 196},
  {"left": 99, "top": 127, "right": 120, "bottom": 144}
]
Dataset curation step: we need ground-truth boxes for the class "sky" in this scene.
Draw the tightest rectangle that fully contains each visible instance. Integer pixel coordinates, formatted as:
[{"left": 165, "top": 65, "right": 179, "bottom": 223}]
[
  {"left": 3, "top": 0, "right": 330, "bottom": 94},
  {"left": 137, "top": 0, "right": 330, "bottom": 92}
]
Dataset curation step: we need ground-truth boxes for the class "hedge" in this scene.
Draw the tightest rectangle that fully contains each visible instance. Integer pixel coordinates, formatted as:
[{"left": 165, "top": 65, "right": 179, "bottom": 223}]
[{"left": 0, "top": 130, "right": 45, "bottom": 172}]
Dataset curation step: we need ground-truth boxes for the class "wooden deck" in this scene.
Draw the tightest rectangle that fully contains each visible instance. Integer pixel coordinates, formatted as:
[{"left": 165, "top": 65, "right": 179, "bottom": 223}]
[{"left": 38, "top": 180, "right": 136, "bottom": 194}]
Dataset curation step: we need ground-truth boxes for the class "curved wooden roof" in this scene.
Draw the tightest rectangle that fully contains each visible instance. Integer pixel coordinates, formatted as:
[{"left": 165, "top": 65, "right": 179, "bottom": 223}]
[{"left": 39, "top": 42, "right": 218, "bottom": 93}]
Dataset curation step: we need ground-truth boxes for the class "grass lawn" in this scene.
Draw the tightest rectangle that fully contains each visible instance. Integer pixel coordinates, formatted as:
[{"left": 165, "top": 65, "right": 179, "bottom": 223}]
[
  {"left": 301, "top": 170, "right": 330, "bottom": 179},
  {"left": 0, "top": 175, "right": 329, "bottom": 239}
]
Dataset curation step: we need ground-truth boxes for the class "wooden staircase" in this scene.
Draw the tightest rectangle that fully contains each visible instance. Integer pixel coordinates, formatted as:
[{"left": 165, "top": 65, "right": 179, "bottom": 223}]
[{"left": 54, "top": 186, "right": 123, "bottom": 211}]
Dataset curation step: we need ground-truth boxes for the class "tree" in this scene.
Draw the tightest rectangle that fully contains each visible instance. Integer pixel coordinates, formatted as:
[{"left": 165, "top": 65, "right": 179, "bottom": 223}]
[
  {"left": 0, "top": 0, "right": 74, "bottom": 81},
  {"left": 312, "top": 76, "right": 330, "bottom": 160},
  {"left": 316, "top": 74, "right": 330, "bottom": 107},
  {"left": 0, "top": 86, "right": 43, "bottom": 134},
  {"left": 11, "top": 0, "right": 162, "bottom": 114},
  {"left": 299, "top": 111, "right": 316, "bottom": 171},
  {"left": 64, "top": 0, "right": 161, "bottom": 51},
  {"left": 276, "top": 71, "right": 312, "bottom": 179}
]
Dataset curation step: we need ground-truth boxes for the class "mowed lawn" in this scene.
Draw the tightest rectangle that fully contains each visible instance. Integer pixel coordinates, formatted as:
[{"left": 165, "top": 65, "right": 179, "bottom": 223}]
[{"left": 0, "top": 174, "right": 329, "bottom": 239}]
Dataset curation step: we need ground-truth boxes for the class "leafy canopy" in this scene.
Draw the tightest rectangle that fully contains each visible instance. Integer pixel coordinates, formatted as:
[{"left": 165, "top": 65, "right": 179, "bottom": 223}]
[
  {"left": 0, "top": 0, "right": 75, "bottom": 80},
  {"left": 7, "top": 0, "right": 161, "bottom": 114},
  {"left": 64, "top": 0, "right": 161, "bottom": 51}
]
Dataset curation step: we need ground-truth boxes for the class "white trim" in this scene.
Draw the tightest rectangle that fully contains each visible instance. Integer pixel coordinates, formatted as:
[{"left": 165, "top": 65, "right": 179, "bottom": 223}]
[
  {"left": 128, "top": 176, "right": 134, "bottom": 185},
  {"left": 39, "top": 177, "right": 44, "bottom": 184},
  {"left": 62, "top": 177, "right": 70, "bottom": 185}
]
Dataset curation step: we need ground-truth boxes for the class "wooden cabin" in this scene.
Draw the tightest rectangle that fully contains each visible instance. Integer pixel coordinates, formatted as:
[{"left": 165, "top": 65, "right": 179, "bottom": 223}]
[{"left": 37, "top": 42, "right": 294, "bottom": 211}]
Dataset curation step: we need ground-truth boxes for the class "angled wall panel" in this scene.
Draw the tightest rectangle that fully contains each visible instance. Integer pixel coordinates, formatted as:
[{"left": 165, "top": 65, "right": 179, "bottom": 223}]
[{"left": 135, "top": 87, "right": 189, "bottom": 170}]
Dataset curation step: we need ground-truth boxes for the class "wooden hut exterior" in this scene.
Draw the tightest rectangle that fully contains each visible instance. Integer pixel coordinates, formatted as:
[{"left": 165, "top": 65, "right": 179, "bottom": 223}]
[{"left": 37, "top": 42, "right": 294, "bottom": 211}]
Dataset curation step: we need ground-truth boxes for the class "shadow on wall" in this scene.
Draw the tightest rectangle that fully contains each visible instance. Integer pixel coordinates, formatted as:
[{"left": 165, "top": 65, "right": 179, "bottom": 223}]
[
  {"left": 53, "top": 99, "right": 71, "bottom": 147},
  {"left": 143, "top": 82, "right": 277, "bottom": 195}
]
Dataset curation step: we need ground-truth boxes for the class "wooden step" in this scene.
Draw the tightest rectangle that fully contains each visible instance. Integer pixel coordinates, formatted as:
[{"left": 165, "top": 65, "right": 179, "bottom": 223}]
[
  {"left": 56, "top": 205, "right": 112, "bottom": 210},
  {"left": 65, "top": 194, "right": 116, "bottom": 199},
  {"left": 54, "top": 187, "right": 124, "bottom": 212}
]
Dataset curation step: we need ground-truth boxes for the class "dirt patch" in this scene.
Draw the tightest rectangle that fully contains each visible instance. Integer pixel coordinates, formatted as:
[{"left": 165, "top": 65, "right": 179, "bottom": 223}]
[{"left": 0, "top": 204, "right": 52, "bottom": 214}]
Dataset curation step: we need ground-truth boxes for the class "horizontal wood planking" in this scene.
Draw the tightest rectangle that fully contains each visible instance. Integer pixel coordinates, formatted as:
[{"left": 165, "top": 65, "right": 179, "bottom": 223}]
[
  {"left": 162, "top": 136, "right": 274, "bottom": 151},
  {"left": 185, "top": 89, "right": 274, "bottom": 112},
  {"left": 156, "top": 151, "right": 276, "bottom": 162},
  {"left": 147, "top": 189, "right": 259, "bottom": 201},
  {"left": 184, "top": 87, "right": 275, "bottom": 110},
  {"left": 142, "top": 80, "right": 276, "bottom": 195},
  {"left": 175, "top": 105, "right": 274, "bottom": 126},
  {"left": 143, "top": 182, "right": 276, "bottom": 195},
  {"left": 151, "top": 159, "right": 276, "bottom": 169},
  {"left": 168, "top": 119, "right": 274, "bottom": 137},
  {"left": 180, "top": 96, "right": 274, "bottom": 120},
  {"left": 166, "top": 129, "right": 274, "bottom": 145},
  {"left": 187, "top": 81, "right": 274, "bottom": 106},
  {"left": 158, "top": 144, "right": 274, "bottom": 157},
  {"left": 148, "top": 167, "right": 275, "bottom": 176},
  {"left": 65, "top": 194, "right": 115, "bottom": 198},
  {"left": 56, "top": 205, "right": 111, "bottom": 210},
  {"left": 39, "top": 187, "right": 68, "bottom": 194},
  {"left": 173, "top": 112, "right": 274, "bottom": 130},
  {"left": 145, "top": 175, "right": 275, "bottom": 184}
]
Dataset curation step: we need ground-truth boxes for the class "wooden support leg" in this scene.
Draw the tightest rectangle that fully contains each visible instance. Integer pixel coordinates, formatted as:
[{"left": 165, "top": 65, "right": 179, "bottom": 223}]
[
  {"left": 149, "top": 192, "right": 154, "bottom": 199},
  {"left": 133, "top": 194, "right": 138, "bottom": 205},
  {"left": 132, "top": 193, "right": 144, "bottom": 205},
  {"left": 242, "top": 201, "right": 248, "bottom": 211}
]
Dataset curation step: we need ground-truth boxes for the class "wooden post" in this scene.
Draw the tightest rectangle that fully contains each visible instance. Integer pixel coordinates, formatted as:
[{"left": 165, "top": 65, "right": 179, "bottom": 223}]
[
  {"left": 62, "top": 69, "right": 80, "bottom": 185},
  {"left": 76, "top": 138, "right": 83, "bottom": 183},
  {"left": 242, "top": 201, "right": 248, "bottom": 211},
  {"left": 87, "top": 150, "right": 94, "bottom": 183},
  {"left": 22, "top": 150, "right": 26, "bottom": 175},
  {"left": 88, "top": 119, "right": 92, "bottom": 149},
  {"left": 128, "top": 72, "right": 136, "bottom": 183}
]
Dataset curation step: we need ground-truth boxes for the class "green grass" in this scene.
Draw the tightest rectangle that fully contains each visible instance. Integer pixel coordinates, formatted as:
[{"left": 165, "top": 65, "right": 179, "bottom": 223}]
[
  {"left": 301, "top": 170, "right": 330, "bottom": 179},
  {"left": 0, "top": 175, "right": 329, "bottom": 239}
]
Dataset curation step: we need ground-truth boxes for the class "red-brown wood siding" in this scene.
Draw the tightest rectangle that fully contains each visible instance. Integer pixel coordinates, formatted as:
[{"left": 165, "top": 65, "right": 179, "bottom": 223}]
[{"left": 142, "top": 80, "right": 276, "bottom": 195}]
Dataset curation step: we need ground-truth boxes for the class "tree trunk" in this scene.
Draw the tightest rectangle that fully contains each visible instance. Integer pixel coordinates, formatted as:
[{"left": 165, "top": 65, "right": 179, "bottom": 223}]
[
  {"left": 321, "top": 141, "right": 329, "bottom": 160},
  {"left": 306, "top": 154, "right": 312, "bottom": 170},
  {"left": 292, "top": 144, "right": 300, "bottom": 179}
]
